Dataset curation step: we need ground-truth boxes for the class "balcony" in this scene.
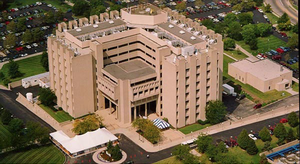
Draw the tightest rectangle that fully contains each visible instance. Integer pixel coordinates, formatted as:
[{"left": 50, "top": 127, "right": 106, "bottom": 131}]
[
  {"left": 98, "top": 76, "right": 117, "bottom": 100},
  {"left": 132, "top": 80, "right": 159, "bottom": 101}
]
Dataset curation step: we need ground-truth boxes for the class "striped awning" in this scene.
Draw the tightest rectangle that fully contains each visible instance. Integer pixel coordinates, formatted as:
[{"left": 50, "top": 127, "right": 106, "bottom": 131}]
[{"left": 152, "top": 118, "right": 170, "bottom": 129}]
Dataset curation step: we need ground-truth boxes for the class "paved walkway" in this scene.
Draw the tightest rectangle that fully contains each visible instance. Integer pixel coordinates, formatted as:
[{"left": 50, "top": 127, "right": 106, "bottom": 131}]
[
  {"left": 235, "top": 44, "right": 257, "bottom": 60},
  {"left": 223, "top": 53, "right": 238, "bottom": 61},
  {"left": 111, "top": 104, "right": 299, "bottom": 152},
  {"left": 0, "top": 52, "right": 42, "bottom": 69},
  {"left": 286, "top": 88, "right": 298, "bottom": 95}
]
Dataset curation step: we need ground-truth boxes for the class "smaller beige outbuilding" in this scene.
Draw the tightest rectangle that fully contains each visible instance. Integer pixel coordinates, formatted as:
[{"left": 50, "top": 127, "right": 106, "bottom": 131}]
[{"left": 228, "top": 58, "right": 292, "bottom": 93}]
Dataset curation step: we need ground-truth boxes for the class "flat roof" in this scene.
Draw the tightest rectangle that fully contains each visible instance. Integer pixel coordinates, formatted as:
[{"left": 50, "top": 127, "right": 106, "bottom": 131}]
[
  {"left": 103, "top": 59, "right": 156, "bottom": 80},
  {"left": 158, "top": 22, "right": 204, "bottom": 45},
  {"left": 67, "top": 19, "right": 126, "bottom": 37},
  {"left": 230, "top": 59, "right": 292, "bottom": 80}
]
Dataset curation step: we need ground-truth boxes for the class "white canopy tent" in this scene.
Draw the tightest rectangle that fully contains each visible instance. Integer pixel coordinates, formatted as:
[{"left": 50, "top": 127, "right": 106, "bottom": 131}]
[{"left": 50, "top": 128, "right": 118, "bottom": 155}]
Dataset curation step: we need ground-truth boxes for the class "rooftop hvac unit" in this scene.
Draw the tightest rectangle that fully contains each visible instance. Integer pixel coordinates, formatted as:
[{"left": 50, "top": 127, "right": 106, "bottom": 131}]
[
  {"left": 168, "top": 24, "right": 174, "bottom": 28},
  {"left": 76, "top": 28, "right": 82, "bottom": 32},
  {"left": 109, "top": 20, "right": 114, "bottom": 24},
  {"left": 93, "top": 24, "right": 98, "bottom": 28},
  {"left": 179, "top": 30, "right": 185, "bottom": 34},
  {"left": 190, "top": 36, "right": 196, "bottom": 40}
]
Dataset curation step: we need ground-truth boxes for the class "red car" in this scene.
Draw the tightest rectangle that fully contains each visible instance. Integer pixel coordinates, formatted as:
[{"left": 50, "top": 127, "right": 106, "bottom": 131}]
[
  {"left": 280, "top": 118, "right": 288, "bottom": 123},
  {"left": 16, "top": 47, "right": 23, "bottom": 52},
  {"left": 276, "top": 48, "right": 284, "bottom": 53},
  {"left": 254, "top": 6, "right": 259, "bottom": 10},
  {"left": 280, "top": 32, "right": 287, "bottom": 37},
  {"left": 253, "top": 103, "right": 262, "bottom": 109},
  {"left": 272, "top": 55, "right": 282, "bottom": 60},
  {"left": 5, "top": 21, "right": 10, "bottom": 25},
  {"left": 10, "top": 9, "right": 15, "bottom": 12}
]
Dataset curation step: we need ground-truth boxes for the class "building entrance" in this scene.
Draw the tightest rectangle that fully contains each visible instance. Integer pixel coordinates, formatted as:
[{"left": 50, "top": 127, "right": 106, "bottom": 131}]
[{"left": 131, "top": 100, "right": 156, "bottom": 121}]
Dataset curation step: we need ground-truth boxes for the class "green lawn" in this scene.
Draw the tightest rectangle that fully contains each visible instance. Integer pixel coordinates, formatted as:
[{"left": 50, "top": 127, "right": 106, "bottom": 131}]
[
  {"left": 260, "top": 5, "right": 279, "bottom": 24},
  {"left": 0, "top": 144, "right": 65, "bottom": 164},
  {"left": 154, "top": 156, "right": 183, "bottom": 164},
  {"left": 179, "top": 123, "right": 211, "bottom": 134},
  {"left": 236, "top": 35, "right": 287, "bottom": 56},
  {"left": 0, "top": 122, "right": 11, "bottom": 145},
  {"left": 292, "top": 82, "right": 299, "bottom": 92},
  {"left": 0, "top": 55, "right": 46, "bottom": 84},
  {"left": 8, "top": 0, "right": 71, "bottom": 12},
  {"left": 39, "top": 104, "right": 73, "bottom": 123},
  {"left": 224, "top": 50, "right": 248, "bottom": 60},
  {"left": 223, "top": 54, "right": 236, "bottom": 80}
]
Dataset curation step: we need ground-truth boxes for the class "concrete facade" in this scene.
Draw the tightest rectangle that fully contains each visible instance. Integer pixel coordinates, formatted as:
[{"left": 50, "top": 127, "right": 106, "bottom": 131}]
[
  {"left": 228, "top": 58, "right": 292, "bottom": 93},
  {"left": 48, "top": 4, "right": 223, "bottom": 128}
]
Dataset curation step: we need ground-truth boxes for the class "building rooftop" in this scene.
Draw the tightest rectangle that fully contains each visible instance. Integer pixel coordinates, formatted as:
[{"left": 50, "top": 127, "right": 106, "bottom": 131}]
[
  {"left": 103, "top": 59, "right": 156, "bottom": 80},
  {"left": 123, "top": 3, "right": 162, "bottom": 15},
  {"left": 158, "top": 22, "right": 204, "bottom": 45},
  {"left": 67, "top": 19, "right": 126, "bottom": 37},
  {"left": 230, "top": 59, "right": 292, "bottom": 81}
]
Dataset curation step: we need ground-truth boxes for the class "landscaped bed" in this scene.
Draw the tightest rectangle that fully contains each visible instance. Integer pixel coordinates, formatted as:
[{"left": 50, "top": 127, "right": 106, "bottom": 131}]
[
  {"left": 179, "top": 123, "right": 211, "bottom": 134},
  {"left": 224, "top": 50, "right": 248, "bottom": 60},
  {"left": 39, "top": 104, "right": 73, "bottom": 123}
]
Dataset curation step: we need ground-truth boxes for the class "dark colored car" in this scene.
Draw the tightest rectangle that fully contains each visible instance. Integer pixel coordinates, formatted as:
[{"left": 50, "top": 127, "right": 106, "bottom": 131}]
[
  {"left": 272, "top": 55, "right": 282, "bottom": 60},
  {"left": 253, "top": 133, "right": 261, "bottom": 139},
  {"left": 253, "top": 103, "right": 262, "bottom": 109},
  {"left": 236, "top": 94, "right": 245, "bottom": 101}
]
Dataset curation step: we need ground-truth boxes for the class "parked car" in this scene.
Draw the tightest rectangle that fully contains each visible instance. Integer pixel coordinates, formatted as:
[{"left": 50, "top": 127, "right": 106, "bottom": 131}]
[
  {"left": 26, "top": 45, "right": 32, "bottom": 49},
  {"left": 253, "top": 133, "right": 261, "bottom": 139},
  {"left": 236, "top": 94, "right": 245, "bottom": 101},
  {"left": 256, "top": 54, "right": 264, "bottom": 60},
  {"left": 280, "top": 32, "right": 287, "bottom": 37},
  {"left": 293, "top": 57, "right": 298, "bottom": 62},
  {"left": 258, "top": 9, "right": 263, "bottom": 13},
  {"left": 20, "top": 53, "right": 28, "bottom": 57},
  {"left": 287, "top": 59, "right": 296, "bottom": 65},
  {"left": 270, "top": 50, "right": 278, "bottom": 55},
  {"left": 272, "top": 55, "right": 282, "bottom": 60},
  {"left": 280, "top": 118, "right": 288, "bottom": 123},
  {"left": 280, "top": 46, "right": 289, "bottom": 52},
  {"left": 248, "top": 134, "right": 257, "bottom": 140},
  {"left": 253, "top": 103, "right": 262, "bottom": 109},
  {"left": 276, "top": 48, "right": 284, "bottom": 54},
  {"left": 265, "top": 51, "right": 272, "bottom": 56}
]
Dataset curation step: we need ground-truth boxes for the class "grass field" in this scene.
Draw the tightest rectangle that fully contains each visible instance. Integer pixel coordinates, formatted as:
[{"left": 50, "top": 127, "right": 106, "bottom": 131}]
[
  {"left": 0, "top": 55, "right": 46, "bottom": 84},
  {"left": 0, "top": 122, "right": 11, "bottom": 146},
  {"left": 292, "top": 82, "right": 299, "bottom": 92},
  {"left": 154, "top": 156, "right": 183, "bottom": 164},
  {"left": 0, "top": 144, "right": 65, "bottom": 164},
  {"left": 224, "top": 50, "right": 248, "bottom": 60},
  {"left": 236, "top": 35, "right": 287, "bottom": 56},
  {"left": 8, "top": 0, "right": 71, "bottom": 12},
  {"left": 39, "top": 104, "right": 73, "bottom": 123},
  {"left": 223, "top": 54, "right": 235, "bottom": 80},
  {"left": 179, "top": 123, "right": 211, "bottom": 134}
]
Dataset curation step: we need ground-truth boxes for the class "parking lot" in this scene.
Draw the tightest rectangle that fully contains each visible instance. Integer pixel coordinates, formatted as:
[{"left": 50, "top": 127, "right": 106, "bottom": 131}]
[{"left": 0, "top": 2, "right": 73, "bottom": 61}]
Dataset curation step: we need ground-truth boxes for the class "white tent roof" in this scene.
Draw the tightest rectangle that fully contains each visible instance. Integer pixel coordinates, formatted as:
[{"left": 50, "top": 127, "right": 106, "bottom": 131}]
[{"left": 50, "top": 128, "right": 118, "bottom": 154}]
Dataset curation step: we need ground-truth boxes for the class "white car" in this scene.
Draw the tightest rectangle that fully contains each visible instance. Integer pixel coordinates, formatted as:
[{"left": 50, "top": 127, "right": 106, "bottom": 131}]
[
  {"left": 47, "top": 4, "right": 52, "bottom": 7},
  {"left": 256, "top": 55, "right": 264, "bottom": 60},
  {"left": 26, "top": 45, "right": 31, "bottom": 49},
  {"left": 258, "top": 9, "right": 263, "bottom": 13},
  {"left": 263, "top": 15, "right": 268, "bottom": 19},
  {"left": 208, "top": 15, "right": 214, "bottom": 19},
  {"left": 20, "top": 53, "right": 28, "bottom": 57},
  {"left": 8, "top": 16, "right": 13, "bottom": 20},
  {"left": 213, "top": 18, "right": 219, "bottom": 23},
  {"left": 32, "top": 43, "right": 38, "bottom": 47},
  {"left": 248, "top": 134, "right": 257, "bottom": 140}
]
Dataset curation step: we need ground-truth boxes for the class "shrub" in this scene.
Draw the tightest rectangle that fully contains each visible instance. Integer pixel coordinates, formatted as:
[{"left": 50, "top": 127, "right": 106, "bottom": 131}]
[
  {"left": 287, "top": 112, "right": 299, "bottom": 127},
  {"left": 197, "top": 119, "right": 209, "bottom": 125},
  {"left": 246, "top": 139, "right": 258, "bottom": 155},
  {"left": 274, "top": 123, "right": 287, "bottom": 139},
  {"left": 259, "top": 127, "right": 272, "bottom": 142}
]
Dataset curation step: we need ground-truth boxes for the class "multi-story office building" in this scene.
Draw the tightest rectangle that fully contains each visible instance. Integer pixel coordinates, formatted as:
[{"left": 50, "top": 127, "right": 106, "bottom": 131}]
[{"left": 48, "top": 4, "right": 223, "bottom": 128}]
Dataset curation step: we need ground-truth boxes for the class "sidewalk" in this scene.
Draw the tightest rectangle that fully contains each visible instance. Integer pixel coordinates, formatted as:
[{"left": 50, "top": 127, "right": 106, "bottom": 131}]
[
  {"left": 235, "top": 44, "right": 257, "bottom": 60},
  {"left": 111, "top": 104, "right": 299, "bottom": 152},
  {"left": 223, "top": 53, "right": 238, "bottom": 61}
]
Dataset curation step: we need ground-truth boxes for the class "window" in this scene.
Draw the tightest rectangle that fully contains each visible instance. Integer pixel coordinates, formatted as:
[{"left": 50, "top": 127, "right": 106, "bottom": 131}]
[{"left": 269, "top": 86, "right": 271, "bottom": 90}]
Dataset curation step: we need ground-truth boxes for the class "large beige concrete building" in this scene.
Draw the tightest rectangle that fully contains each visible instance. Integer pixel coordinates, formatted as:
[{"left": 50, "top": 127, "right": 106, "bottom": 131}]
[
  {"left": 47, "top": 4, "right": 223, "bottom": 128},
  {"left": 228, "top": 58, "right": 292, "bottom": 93}
]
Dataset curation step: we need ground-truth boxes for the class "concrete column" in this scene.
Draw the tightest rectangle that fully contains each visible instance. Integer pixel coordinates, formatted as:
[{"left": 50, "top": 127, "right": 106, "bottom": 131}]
[
  {"left": 145, "top": 103, "right": 148, "bottom": 116},
  {"left": 115, "top": 106, "right": 118, "bottom": 119},
  {"left": 109, "top": 101, "right": 112, "bottom": 113},
  {"left": 134, "top": 106, "right": 137, "bottom": 120}
]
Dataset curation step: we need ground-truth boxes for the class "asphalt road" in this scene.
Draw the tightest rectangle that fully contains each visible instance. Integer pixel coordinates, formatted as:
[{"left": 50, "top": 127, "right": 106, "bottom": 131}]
[
  {"left": 265, "top": 0, "right": 298, "bottom": 24},
  {"left": 0, "top": 88, "right": 55, "bottom": 132}
]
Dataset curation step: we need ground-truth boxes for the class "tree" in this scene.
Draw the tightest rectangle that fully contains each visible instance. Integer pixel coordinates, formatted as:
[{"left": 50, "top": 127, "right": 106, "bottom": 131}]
[
  {"left": 259, "top": 127, "right": 272, "bottom": 142},
  {"left": 277, "top": 20, "right": 292, "bottom": 31},
  {"left": 25, "top": 121, "right": 50, "bottom": 145},
  {"left": 206, "top": 144, "right": 218, "bottom": 162},
  {"left": 8, "top": 118, "right": 24, "bottom": 134},
  {"left": 274, "top": 123, "right": 287, "bottom": 139},
  {"left": 4, "top": 33, "right": 16, "bottom": 48},
  {"left": 257, "top": 23, "right": 272, "bottom": 37},
  {"left": 259, "top": 154, "right": 270, "bottom": 164},
  {"left": 296, "top": 125, "right": 299, "bottom": 140},
  {"left": 73, "top": 0, "right": 90, "bottom": 16},
  {"left": 90, "top": 5, "right": 106, "bottom": 16},
  {"left": 249, "top": 38, "right": 258, "bottom": 50},
  {"left": 291, "top": 23, "right": 298, "bottom": 34},
  {"left": 287, "top": 34, "right": 298, "bottom": 48},
  {"left": 218, "top": 154, "right": 241, "bottom": 164},
  {"left": 194, "top": 0, "right": 204, "bottom": 7},
  {"left": 182, "top": 154, "right": 199, "bottom": 164},
  {"left": 246, "top": 139, "right": 258, "bottom": 155},
  {"left": 214, "top": 22, "right": 226, "bottom": 35},
  {"left": 38, "top": 88, "right": 57, "bottom": 106},
  {"left": 111, "top": 144, "right": 122, "bottom": 161},
  {"left": 7, "top": 59, "right": 21, "bottom": 78},
  {"left": 90, "top": 0, "right": 104, "bottom": 6},
  {"left": 41, "top": 51, "right": 49, "bottom": 71},
  {"left": 240, "top": 0, "right": 256, "bottom": 11},
  {"left": 278, "top": 13, "right": 290, "bottom": 24},
  {"left": 205, "top": 100, "right": 227, "bottom": 124},
  {"left": 6, "top": 21, "right": 17, "bottom": 33},
  {"left": 143, "top": 123, "right": 161, "bottom": 144},
  {"left": 237, "top": 129, "right": 250, "bottom": 150},
  {"left": 32, "top": 28, "right": 44, "bottom": 42},
  {"left": 286, "top": 128, "right": 295, "bottom": 142},
  {"left": 227, "top": 22, "right": 243, "bottom": 40},
  {"left": 72, "top": 114, "right": 103, "bottom": 135},
  {"left": 265, "top": 4, "right": 272, "bottom": 13},
  {"left": 216, "top": 141, "right": 228, "bottom": 153},
  {"left": 0, "top": 72, "right": 5, "bottom": 81},
  {"left": 241, "top": 24, "right": 257, "bottom": 44},
  {"left": 224, "top": 13, "right": 237, "bottom": 25},
  {"left": 196, "top": 133, "right": 213, "bottom": 153},
  {"left": 172, "top": 145, "right": 190, "bottom": 161},
  {"left": 22, "top": 29, "right": 33, "bottom": 44},
  {"left": 55, "top": 10, "right": 64, "bottom": 21},
  {"left": 254, "top": 0, "right": 263, "bottom": 6},
  {"left": 238, "top": 12, "right": 253, "bottom": 26},
  {"left": 175, "top": 1, "right": 186, "bottom": 12},
  {"left": 1, "top": 109, "right": 12, "bottom": 125},
  {"left": 201, "top": 19, "right": 215, "bottom": 30},
  {"left": 224, "top": 38, "right": 236, "bottom": 50},
  {"left": 262, "top": 141, "right": 272, "bottom": 152},
  {"left": 287, "top": 112, "right": 299, "bottom": 127},
  {"left": 232, "top": 4, "right": 243, "bottom": 11},
  {"left": 17, "top": 18, "right": 26, "bottom": 32}
]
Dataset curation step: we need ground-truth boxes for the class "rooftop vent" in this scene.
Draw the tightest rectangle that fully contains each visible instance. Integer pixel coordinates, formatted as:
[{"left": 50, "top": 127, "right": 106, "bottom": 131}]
[
  {"left": 190, "top": 36, "right": 196, "bottom": 40},
  {"left": 93, "top": 24, "right": 98, "bottom": 28},
  {"left": 179, "top": 30, "right": 185, "bottom": 34},
  {"left": 109, "top": 20, "right": 114, "bottom": 24},
  {"left": 168, "top": 24, "right": 174, "bottom": 28},
  {"left": 76, "top": 28, "right": 82, "bottom": 32}
]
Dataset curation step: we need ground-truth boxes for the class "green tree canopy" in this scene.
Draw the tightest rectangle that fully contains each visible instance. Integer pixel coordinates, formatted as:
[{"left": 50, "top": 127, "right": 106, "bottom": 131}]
[
  {"left": 278, "top": 13, "right": 290, "bottom": 24},
  {"left": 7, "top": 59, "right": 21, "bottom": 78},
  {"left": 257, "top": 23, "right": 272, "bottom": 37},
  {"left": 224, "top": 13, "right": 237, "bottom": 25},
  {"left": 73, "top": 0, "right": 90, "bottom": 16},
  {"left": 175, "top": 1, "right": 186, "bottom": 12},
  {"left": 38, "top": 88, "right": 57, "bottom": 106},
  {"left": 238, "top": 12, "right": 253, "bottom": 26},
  {"left": 237, "top": 129, "right": 250, "bottom": 150},
  {"left": 286, "top": 128, "right": 295, "bottom": 142},
  {"left": 194, "top": 0, "right": 204, "bottom": 7},
  {"left": 254, "top": 0, "right": 263, "bottom": 6},
  {"left": 216, "top": 141, "right": 228, "bottom": 153},
  {"left": 249, "top": 38, "right": 258, "bottom": 50},
  {"left": 196, "top": 133, "right": 213, "bottom": 153},
  {"left": 201, "top": 19, "right": 215, "bottom": 30},
  {"left": 259, "top": 127, "right": 272, "bottom": 142},
  {"left": 72, "top": 114, "right": 104, "bottom": 135},
  {"left": 4, "top": 33, "right": 16, "bottom": 48},
  {"left": 259, "top": 154, "right": 270, "bottom": 164},
  {"left": 262, "top": 141, "right": 272, "bottom": 152},
  {"left": 172, "top": 145, "right": 190, "bottom": 161},
  {"left": 90, "top": 5, "right": 106, "bottom": 16},
  {"left": 22, "top": 29, "right": 33, "bottom": 44},
  {"left": 265, "top": 4, "right": 272, "bottom": 13},
  {"left": 224, "top": 38, "right": 236, "bottom": 50},
  {"left": 6, "top": 21, "right": 17, "bottom": 33},
  {"left": 274, "top": 123, "right": 287, "bottom": 139},
  {"left": 8, "top": 118, "right": 24, "bottom": 134},
  {"left": 41, "top": 51, "right": 49, "bottom": 71},
  {"left": 287, "top": 34, "right": 299, "bottom": 48},
  {"left": 1, "top": 109, "right": 12, "bottom": 125},
  {"left": 205, "top": 100, "right": 227, "bottom": 124},
  {"left": 287, "top": 112, "right": 299, "bottom": 127},
  {"left": 246, "top": 139, "right": 258, "bottom": 155},
  {"left": 17, "top": 18, "right": 26, "bottom": 32},
  {"left": 32, "top": 28, "right": 44, "bottom": 42},
  {"left": 227, "top": 21, "right": 243, "bottom": 40},
  {"left": 291, "top": 23, "right": 298, "bottom": 34},
  {"left": 25, "top": 121, "right": 50, "bottom": 145},
  {"left": 241, "top": 24, "right": 257, "bottom": 44}
]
